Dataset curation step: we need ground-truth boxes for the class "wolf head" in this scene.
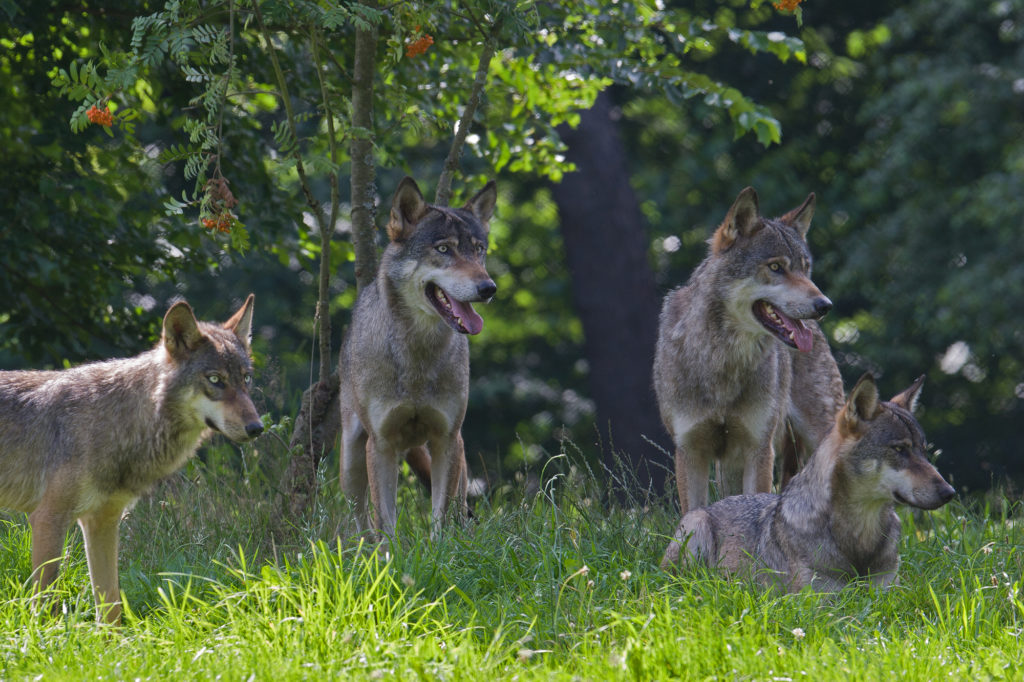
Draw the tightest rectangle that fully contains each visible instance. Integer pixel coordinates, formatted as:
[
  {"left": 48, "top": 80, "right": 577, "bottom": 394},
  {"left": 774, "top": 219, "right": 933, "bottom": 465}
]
[
  {"left": 382, "top": 176, "right": 498, "bottom": 335},
  {"left": 711, "top": 187, "right": 832, "bottom": 352},
  {"left": 162, "top": 294, "right": 264, "bottom": 443},
  {"left": 836, "top": 373, "right": 956, "bottom": 510}
]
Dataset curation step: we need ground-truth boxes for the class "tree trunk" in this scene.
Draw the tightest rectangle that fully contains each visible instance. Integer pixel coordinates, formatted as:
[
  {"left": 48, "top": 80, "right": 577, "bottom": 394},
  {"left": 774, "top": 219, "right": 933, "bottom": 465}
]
[{"left": 549, "top": 89, "right": 671, "bottom": 501}]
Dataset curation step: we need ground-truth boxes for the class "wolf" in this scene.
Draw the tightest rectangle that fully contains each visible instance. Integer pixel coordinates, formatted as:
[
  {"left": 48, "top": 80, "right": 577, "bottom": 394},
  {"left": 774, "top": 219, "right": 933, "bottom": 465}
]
[
  {"left": 653, "top": 187, "right": 844, "bottom": 515},
  {"left": 660, "top": 373, "right": 956, "bottom": 591},
  {"left": 0, "top": 295, "right": 263, "bottom": 624},
  {"left": 339, "top": 176, "right": 497, "bottom": 538}
]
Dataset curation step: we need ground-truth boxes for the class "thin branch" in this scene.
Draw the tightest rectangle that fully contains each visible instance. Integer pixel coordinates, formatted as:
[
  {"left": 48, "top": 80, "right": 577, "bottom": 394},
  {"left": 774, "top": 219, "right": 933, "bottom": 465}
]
[
  {"left": 435, "top": 33, "right": 496, "bottom": 206},
  {"left": 253, "top": 1, "right": 332, "bottom": 381},
  {"left": 310, "top": 28, "right": 341, "bottom": 383}
]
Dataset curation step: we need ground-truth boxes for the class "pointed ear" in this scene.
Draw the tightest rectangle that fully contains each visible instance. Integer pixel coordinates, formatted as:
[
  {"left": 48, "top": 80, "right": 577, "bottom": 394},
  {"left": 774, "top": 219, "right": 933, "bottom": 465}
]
[
  {"left": 778, "top": 193, "right": 816, "bottom": 240},
  {"left": 711, "top": 187, "right": 760, "bottom": 254},
  {"left": 890, "top": 374, "right": 926, "bottom": 413},
  {"left": 387, "top": 177, "right": 430, "bottom": 242},
  {"left": 163, "top": 301, "right": 204, "bottom": 358},
  {"left": 840, "top": 373, "right": 881, "bottom": 436},
  {"left": 223, "top": 293, "right": 255, "bottom": 352},
  {"left": 463, "top": 180, "right": 497, "bottom": 229}
]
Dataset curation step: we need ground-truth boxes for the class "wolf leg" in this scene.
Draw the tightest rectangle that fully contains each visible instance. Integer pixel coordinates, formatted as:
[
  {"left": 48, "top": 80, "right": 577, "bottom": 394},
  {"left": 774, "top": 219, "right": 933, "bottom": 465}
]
[
  {"left": 675, "top": 443, "right": 711, "bottom": 514},
  {"left": 341, "top": 412, "right": 371, "bottom": 533},
  {"left": 365, "top": 434, "right": 400, "bottom": 538},
  {"left": 427, "top": 432, "right": 468, "bottom": 537},
  {"left": 742, "top": 442, "right": 775, "bottom": 495},
  {"left": 661, "top": 508, "right": 715, "bottom": 571},
  {"left": 78, "top": 502, "right": 124, "bottom": 624},
  {"left": 27, "top": 499, "right": 74, "bottom": 608}
]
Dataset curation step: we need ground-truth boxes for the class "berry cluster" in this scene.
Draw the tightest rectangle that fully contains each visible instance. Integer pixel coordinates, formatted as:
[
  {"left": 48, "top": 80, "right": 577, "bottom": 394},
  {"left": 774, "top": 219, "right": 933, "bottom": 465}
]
[
  {"left": 86, "top": 104, "right": 113, "bottom": 127},
  {"left": 202, "top": 215, "right": 235, "bottom": 233},
  {"left": 772, "top": 0, "right": 802, "bottom": 10},
  {"left": 405, "top": 28, "right": 434, "bottom": 58}
]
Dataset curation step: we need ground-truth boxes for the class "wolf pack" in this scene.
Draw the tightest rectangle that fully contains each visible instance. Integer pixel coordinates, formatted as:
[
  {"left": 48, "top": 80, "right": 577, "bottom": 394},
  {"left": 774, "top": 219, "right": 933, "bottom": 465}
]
[{"left": 0, "top": 178, "right": 955, "bottom": 624}]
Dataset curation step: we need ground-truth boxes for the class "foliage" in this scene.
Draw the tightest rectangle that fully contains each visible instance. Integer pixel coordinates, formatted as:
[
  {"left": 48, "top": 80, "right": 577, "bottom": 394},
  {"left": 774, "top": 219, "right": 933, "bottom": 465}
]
[{"left": 622, "top": 0, "right": 1024, "bottom": 491}]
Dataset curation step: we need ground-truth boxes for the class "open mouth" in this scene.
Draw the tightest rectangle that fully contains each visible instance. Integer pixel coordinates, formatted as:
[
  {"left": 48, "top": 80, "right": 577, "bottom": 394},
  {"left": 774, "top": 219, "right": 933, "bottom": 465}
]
[
  {"left": 427, "top": 283, "right": 484, "bottom": 335},
  {"left": 752, "top": 300, "right": 813, "bottom": 352}
]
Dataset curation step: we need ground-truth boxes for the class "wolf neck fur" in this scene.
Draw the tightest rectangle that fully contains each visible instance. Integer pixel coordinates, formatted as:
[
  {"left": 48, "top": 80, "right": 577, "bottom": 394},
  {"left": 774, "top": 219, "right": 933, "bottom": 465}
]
[
  {"left": 787, "top": 428, "right": 896, "bottom": 568},
  {"left": 682, "top": 265, "right": 776, "bottom": 379},
  {"left": 378, "top": 270, "right": 464, "bottom": 360}
]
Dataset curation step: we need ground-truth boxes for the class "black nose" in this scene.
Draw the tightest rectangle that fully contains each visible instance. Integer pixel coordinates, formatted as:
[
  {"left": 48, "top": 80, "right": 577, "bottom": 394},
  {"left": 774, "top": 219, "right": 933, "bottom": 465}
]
[
  {"left": 813, "top": 297, "right": 833, "bottom": 318},
  {"left": 940, "top": 484, "right": 956, "bottom": 503},
  {"left": 477, "top": 280, "right": 497, "bottom": 299},
  {"left": 245, "top": 421, "right": 264, "bottom": 438}
]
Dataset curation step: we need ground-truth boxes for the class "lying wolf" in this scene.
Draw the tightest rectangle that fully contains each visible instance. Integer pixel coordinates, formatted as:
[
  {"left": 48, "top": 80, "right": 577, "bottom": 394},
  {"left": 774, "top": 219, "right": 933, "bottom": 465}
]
[{"left": 661, "top": 373, "right": 955, "bottom": 591}]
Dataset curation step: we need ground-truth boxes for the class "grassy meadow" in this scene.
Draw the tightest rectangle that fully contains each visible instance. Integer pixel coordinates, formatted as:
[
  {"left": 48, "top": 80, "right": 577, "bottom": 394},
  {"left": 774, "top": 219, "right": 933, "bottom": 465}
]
[{"left": 1, "top": 443, "right": 1023, "bottom": 680}]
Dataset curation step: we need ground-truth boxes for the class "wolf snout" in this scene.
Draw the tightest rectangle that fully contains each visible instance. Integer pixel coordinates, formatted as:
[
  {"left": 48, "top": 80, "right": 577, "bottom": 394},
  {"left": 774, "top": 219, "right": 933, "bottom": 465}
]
[
  {"left": 812, "top": 296, "right": 833, "bottom": 318},
  {"left": 245, "top": 420, "right": 264, "bottom": 439},
  {"left": 477, "top": 279, "right": 497, "bottom": 300}
]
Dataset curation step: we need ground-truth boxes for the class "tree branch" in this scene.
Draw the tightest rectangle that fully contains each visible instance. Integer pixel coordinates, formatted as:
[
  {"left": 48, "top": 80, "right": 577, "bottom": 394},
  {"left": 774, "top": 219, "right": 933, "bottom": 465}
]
[
  {"left": 350, "top": 2, "right": 380, "bottom": 289},
  {"left": 435, "top": 34, "right": 495, "bottom": 207}
]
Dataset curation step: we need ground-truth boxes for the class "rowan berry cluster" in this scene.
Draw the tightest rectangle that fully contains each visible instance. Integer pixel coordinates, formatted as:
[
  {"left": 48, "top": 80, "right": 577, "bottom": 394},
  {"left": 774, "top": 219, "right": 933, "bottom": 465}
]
[
  {"left": 405, "top": 28, "right": 434, "bottom": 58},
  {"left": 772, "top": 0, "right": 802, "bottom": 10},
  {"left": 202, "top": 215, "right": 235, "bottom": 233},
  {"left": 86, "top": 104, "right": 113, "bottom": 127}
]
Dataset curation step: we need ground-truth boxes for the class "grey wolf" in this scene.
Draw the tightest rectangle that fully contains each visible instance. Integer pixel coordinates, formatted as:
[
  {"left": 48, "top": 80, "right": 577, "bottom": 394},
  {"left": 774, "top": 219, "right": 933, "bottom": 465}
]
[
  {"left": 0, "top": 295, "right": 263, "bottom": 624},
  {"left": 660, "top": 373, "right": 956, "bottom": 591},
  {"left": 339, "top": 176, "right": 497, "bottom": 538},
  {"left": 653, "top": 187, "right": 843, "bottom": 515}
]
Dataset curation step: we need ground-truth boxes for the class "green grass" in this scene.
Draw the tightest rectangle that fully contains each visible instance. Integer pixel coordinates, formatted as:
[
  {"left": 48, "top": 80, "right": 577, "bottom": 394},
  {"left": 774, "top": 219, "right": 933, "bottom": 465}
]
[{"left": 2, "top": 448, "right": 1024, "bottom": 680}]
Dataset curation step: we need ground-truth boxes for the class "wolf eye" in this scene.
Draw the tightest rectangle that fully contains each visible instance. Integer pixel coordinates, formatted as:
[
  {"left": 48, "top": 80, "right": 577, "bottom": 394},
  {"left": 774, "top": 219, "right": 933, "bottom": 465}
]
[
  {"left": 207, "top": 374, "right": 222, "bottom": 386},
  {"left": 243, "top": 374, "right": 252, "bottom": 385},
  {"left": 893, "top": 444, "right": 909, "bottom": 456},
  {"left": 436, "top": 244, "right": 449, "bottom": 254},
  {"left": 768, "top": 263, "right": 783, "bottom": 272},
  {"left": 476, "top": 244, "right": 486, "bottom": 256}
]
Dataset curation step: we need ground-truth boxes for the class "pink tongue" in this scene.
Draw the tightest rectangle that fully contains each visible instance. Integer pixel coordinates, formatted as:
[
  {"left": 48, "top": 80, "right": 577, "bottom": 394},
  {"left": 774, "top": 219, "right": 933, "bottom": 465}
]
[
  {"left": 450, "top": 298, "right": 484, "bottom": 335},
  {"left": 793, "top": 325, "right": 813, "bottom": 352},
  {"left": 778, "top": 312, "right": 813, "bottom": 353}
]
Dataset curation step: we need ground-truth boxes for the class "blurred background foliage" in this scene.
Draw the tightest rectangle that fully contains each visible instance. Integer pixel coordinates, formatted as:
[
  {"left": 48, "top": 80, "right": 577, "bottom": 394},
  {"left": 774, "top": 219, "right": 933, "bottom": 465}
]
[{"left": 1, "top": 0, "right": 1021, "bottom": 497}]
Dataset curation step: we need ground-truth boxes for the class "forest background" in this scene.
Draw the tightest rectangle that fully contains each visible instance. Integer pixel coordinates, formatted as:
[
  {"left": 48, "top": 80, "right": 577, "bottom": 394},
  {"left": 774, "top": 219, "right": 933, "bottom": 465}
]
[{"left": 1, "top": 0, "right": 1022, "bottom": 503}]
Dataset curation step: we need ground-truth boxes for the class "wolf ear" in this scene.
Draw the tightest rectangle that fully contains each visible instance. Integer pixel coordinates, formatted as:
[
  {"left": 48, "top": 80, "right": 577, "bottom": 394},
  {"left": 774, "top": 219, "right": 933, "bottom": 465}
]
[
  {"left": 890, "top": 374, "right": 925, "bottom": 413},
  {"left": 463, "top": 180, "right": 497, "bottom": 230},
  {"left": 387, "top": 177, "right": 431, "bottom": 242},
  {"left": 223, "top": 293, "right": 255, "bottom": 352},
  {"left": 841, "top": 373, "right": 881, "bottom": 436},
  {"left": 163, "top": 301, "right": 205, "bottom": 358},
  {"left": 712, "top": 187, "right": 760, "bottom": 254},
  {"left": 778, "top": 193, "right": 816, "bottom": 240}
]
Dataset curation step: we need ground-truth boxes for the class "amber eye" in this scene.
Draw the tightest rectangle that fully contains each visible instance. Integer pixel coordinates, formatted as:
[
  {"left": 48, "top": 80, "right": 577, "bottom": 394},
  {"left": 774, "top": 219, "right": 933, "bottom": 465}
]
[
  {"left": 436, "top": 244, "right": 449, "bottom": 254},
  {"left": 768, "top": 263, "right": 782, "bottom": 272},
  {"left": 893, "top": 444, "right": 909, "bottom": 456}
]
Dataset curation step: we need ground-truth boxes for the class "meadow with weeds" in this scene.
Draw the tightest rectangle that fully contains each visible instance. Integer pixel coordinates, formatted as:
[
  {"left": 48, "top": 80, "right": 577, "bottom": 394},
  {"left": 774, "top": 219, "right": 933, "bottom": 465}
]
[{"left": 2, "top": 441, "right": 1023, "bottom": 680}]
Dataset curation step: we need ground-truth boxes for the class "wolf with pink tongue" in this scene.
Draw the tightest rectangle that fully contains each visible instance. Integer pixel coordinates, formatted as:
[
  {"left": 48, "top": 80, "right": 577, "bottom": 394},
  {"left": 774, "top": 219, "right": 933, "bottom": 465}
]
[
  {"left": 339, "top": 176, "right": 497, "bottom": 540},
  {"left": 654, "top": 187, "right": 844, "bottom": 516}
]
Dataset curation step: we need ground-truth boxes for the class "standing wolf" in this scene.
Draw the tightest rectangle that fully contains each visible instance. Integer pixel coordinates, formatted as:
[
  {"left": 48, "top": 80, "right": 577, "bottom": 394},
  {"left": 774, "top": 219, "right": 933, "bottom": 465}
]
[
  {"left": 654, "top": 187, "right": 843, "bottom": 515},
  {"left": 660, "top": 373, "right": 956, "bottom": 591},
  {"left": 339, "top": 177, "right": 497, "bottom": 538},
  {"left": 0, "top": 295, "right": 263, "bottom": 624}
]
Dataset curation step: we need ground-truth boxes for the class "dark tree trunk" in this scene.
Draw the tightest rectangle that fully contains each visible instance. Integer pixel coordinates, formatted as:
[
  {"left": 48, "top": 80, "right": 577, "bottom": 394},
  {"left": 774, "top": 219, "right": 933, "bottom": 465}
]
[{"left": 549, "top": 90, "right": 671, "bottom": 501}]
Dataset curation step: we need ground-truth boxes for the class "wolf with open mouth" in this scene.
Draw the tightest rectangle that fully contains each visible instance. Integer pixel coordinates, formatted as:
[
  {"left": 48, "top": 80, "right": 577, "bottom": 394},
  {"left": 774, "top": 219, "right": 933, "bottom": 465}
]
[
  {"left": 339, "top": 176, "right": 497, "bottom": 539},
  {"left": 654, "top": 187, "right": 844, "bottom": 516}
]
